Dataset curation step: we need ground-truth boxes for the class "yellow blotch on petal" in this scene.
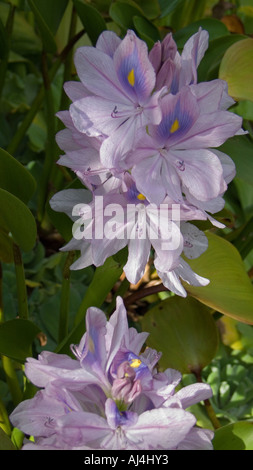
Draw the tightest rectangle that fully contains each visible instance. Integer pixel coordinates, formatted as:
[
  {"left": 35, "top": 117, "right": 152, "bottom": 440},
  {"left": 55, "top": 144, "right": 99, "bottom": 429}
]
[
  {"left": 170, "top": 119, "right": 180, "bottom": 134},
  {"left": 127, "top": 68, "right": 135, "bottom": 87},
  {"left": 130, "top": 358, "right": 142, "bottom": 368},
  {"left": 137, "top": 193, "right": 146, "bottom": 201},
  {"left": 88, "top": 337, "right": 95, "bottom": 354}
]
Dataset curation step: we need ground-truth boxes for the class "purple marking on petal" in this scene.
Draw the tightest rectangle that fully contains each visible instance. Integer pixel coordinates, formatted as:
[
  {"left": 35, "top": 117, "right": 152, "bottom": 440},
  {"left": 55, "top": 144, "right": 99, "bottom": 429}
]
[
  {"left": 114, "top": 30, "right": 156, "bottom": 104},
  {"left": 155, "top": 89, "right": 198, "bottom": 144}
]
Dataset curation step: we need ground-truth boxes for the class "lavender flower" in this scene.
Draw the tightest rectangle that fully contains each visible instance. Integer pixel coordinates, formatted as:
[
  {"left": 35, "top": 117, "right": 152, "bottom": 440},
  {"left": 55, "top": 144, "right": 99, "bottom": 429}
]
[
  {"left": 10, "top": 298, "right": 214, "bottom": 450},
  {"left": 49, "top": 28, "right": 244, "bottom": 296}
]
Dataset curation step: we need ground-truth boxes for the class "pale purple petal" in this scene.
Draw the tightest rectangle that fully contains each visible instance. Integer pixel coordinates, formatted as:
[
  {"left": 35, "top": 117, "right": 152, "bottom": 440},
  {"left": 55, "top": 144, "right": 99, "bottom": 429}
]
[
  {"left": 125, "top": 407, "right": 196, "bottom": 450},
  {"left": 176, "top": 427, "right": 214, "bottom": 450},
  {"left": 96, "top": 30, "right": 122, "bottom": 57},
  {"left": 114, "top": 29, "right": 156, "bottom": 104},
  {"left": 174, "top": 382, "right": 212, "bottom": 409},
  {"left": 181, "top": 222, "right": 208, "bottom": 259}
]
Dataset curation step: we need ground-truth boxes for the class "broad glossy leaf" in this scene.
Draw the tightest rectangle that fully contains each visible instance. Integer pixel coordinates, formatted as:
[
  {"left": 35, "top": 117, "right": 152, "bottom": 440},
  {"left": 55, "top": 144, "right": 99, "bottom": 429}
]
[
  {"left": 232, "top": 216, "right": 253, "bottom": 259},
  {"left": 109, "top": 1, "right": 143, "bottom": 32},
  {"left": 29, "top": 0, "right": 68, "bottom": 36},
  {"left": 141, "top": 296, "right": 219, "bottom": 373},
  {"left": 0, "top": 148, "right": 36, "bottom": 203},
  {"left": 197, "top": 34, "right": 246, "bottom": 82},
  {"left": 133, "top": 16, "right": 160, "bottom": 49},
  {"left": 0, "top": 188, "right": 37, "bottom": 252},
  {"left": 219, "top": 135, "right": 253, "bottom": 187},
  {"left": 27, "top": 0, "right": 56, "bottom": 53},
  {"left": 219, "top": 38, "right": 253, "bottom": 102},
  {"left": 0, "top": 319, "right": 41, "bottom": 362},
  {"left": 173, "top": 18, "right": 229, "bottom": 49},
  {"left": 73, "top": 0, "right": 107, "bottom": 45},
  {"left": 74, "top": 256, "right": 124, "bottom": 325},
  {"left": 158, "top": 0, "right": 185, "bottom": 18},
  {"left": 134, "top": 0, "right": 160, "bottom": 19},
  {"left": 213, "top": 421, "right": 253, "bottom": 450},
  {"left": 184, "top": 232, "right": 253, "bottom": 324},
  {"left": 0, "top": 3, "right": 42, "bottom": 55},
  {"left": 56, "top": 256, "right": 124, "bottom": 355}
]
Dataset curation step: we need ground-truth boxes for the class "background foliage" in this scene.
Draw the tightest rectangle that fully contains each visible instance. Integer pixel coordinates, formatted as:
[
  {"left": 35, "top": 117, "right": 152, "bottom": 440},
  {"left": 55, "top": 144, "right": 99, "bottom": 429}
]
[{"left": 0, "top": 0, "right": 253, "bottom": 450}]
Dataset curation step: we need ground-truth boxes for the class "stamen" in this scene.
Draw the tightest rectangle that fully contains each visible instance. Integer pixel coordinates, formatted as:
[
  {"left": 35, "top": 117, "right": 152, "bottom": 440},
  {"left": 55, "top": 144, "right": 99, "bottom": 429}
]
[
  {"left": 130, "top": 358, "right": 142, "bottom": 368},
  {"left": 137, "top": 193, "right": 146, "bottom": 201},
  {"left": 176, "top": 160, "right": 185, "bottom": 171}
]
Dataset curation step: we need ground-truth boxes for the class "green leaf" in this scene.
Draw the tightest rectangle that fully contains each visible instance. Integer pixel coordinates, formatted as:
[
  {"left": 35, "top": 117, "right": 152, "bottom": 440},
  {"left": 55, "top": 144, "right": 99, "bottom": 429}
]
[
  {"left": 109, "top": 1, "right": 143, "bottom": 32},
  {"left": 73, "top": 0, "right": 107, "bottom": 45},
  {"left": 29, "top": 0, "right": 69, "bottom": 36},
  {"left": 0, "top": 319, "right": 41, "bottom": 362},
  {"left": 133, "top": 16, "right": 160, "bottom": 48},
  {"left": 141, "top": 296, "right": 219, "bottom": 374},
  {"left": 134, "top": 0, "right": 160, "bottom": 19},
  {"left": 173, "top": 18, "right": 229, "bottom": 49},
  {"left": 0, "top": 147, "right": 36, "bottom": 203},
  {"left": 0, "top": 428, "right": 16, "bottom": 451},
  {"left": 197, "top": 34, "right": 246, "bottom": 82},
  {"left": 219, "top": 38, "right": 253, "bottom": 102},
  {"left": 219, "top": 135, "right": 253, "bottom": 187},
  {"left": 158, "top": 0, "right": 185, "bottom": 18},
  {"left": 0, "top": 16, "right": 8, "bottom": 60},
  {"left": 74, "top": 256, "right": 123, "bottom": 325},
  {"left": 56, "top": 256, "right": 124, "bottom": 355},
  {"left": 0, "top": 188, "right": 37, "bottom": 252},
  {"left": 184, "top": 232, "right": 253, "bottom": 324},
  {"left": 0, "top": 228, "right": 13, "bottom": 263},
  {"left": 232, "top": 216, "right": 253, "bottom": 259},
  {"left": 27, "top": 0, "right": 57, "bottom": 53},
  {"left": 213, "top": 421, "right": 253, "bottom": 450},
  {"left": 0, "top": 3, "right": 42, "bottom": 55}
]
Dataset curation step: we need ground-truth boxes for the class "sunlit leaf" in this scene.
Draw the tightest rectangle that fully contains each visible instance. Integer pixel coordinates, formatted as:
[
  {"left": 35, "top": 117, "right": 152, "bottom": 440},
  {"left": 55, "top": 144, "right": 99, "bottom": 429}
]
[
  {"left": 197, "top": 34, "right": 246, "bottom": 82},
  {"left": 141, "top": 296, "right": 219, "bottom": 374},
  {"left": 219, "top": 38, "right": 253, "bottom": 102},
  {"left": 184, "top": 232, "right": 253, "bottom": 324},
  {"left": 213, "top": 421, "right": 253, "bottom": 450}
]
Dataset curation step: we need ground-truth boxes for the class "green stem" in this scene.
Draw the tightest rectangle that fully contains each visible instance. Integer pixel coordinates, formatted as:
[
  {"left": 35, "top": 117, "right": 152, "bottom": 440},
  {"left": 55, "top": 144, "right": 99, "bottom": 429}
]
[
  {"left": 13, "top": 243, "right": 28, "bottom": 320},
  {"left": 0, "top": 262, "right": 23, "bottom": 410},
  {"left": 6, "top": 27, "right": 85, "bottom": 157},
  {"left": 0, "top": 395, "right": 11, "bottom": 436},
  {"left": 0, "top": 3, "right": 15, "bottom": 100},
  {"left": 123, "top": 283, "right": 169, "bottom": 307},
  {"left": 58, "top": 251, "right": 75, "bottom": 344},
  {"left": 50, "top": 6, "right": 78, "bottom": 191},
  {"left": 1, "top": 355, "right": 23, "bottom": 407},
  {"left": 193, "top": 369, "right": 221, "bottom": 430},
  {"left": 37, "top": 51, "right": 57, "bottom": 223},
  {"left": 0, "top": 263, "right": 3, "bottom": 323}
]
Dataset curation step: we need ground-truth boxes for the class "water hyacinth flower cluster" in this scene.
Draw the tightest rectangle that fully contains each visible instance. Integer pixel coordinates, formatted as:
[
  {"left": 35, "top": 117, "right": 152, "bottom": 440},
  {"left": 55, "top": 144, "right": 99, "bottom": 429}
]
[
  {"left": 10, "top": 298, "right": 214, "bottom": 450},
  {"left": 50, "top": 28, "right": 244, "bottom": 297}
]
